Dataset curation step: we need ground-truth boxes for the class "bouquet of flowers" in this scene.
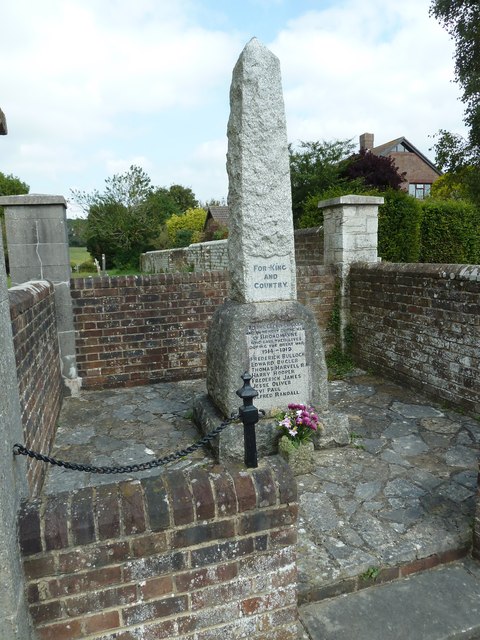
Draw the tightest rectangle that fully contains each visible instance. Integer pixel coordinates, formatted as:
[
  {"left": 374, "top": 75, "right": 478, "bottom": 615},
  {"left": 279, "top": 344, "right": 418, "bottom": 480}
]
[{"left": 277, "top": 403, "right": 321, "bottom": 447}]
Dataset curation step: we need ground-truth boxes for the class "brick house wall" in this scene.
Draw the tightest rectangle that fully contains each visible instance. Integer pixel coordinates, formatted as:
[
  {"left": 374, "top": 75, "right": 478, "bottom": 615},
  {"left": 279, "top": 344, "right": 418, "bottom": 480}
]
[
  {"left": 72, "top": 266, "right": 336, "bottom": 390},
  {"left": 390, "top": 152, "right": 440, "bottom": 188},
  {"left": 350, "top": 263, "right": 480, "bottom": 415},
  {"left": 18, "top": 457, "right": 298, "bottom": 640},
  {"left": 9, "top": 281, "right": 63, "bottom": 497}
]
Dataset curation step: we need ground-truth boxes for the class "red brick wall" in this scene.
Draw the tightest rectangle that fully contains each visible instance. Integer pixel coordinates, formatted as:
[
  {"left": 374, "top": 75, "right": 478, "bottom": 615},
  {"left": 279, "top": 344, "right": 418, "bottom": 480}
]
[
  {"left": 9, "top": 281, "right": 63, "bottom": 497},
  {"left": 294, "top": 228, "right": 324, "bottom": 266},
  {"left": 72, "top": 267, "right": 336, "bottom": 390},
  {"left": 18, "top": 457, "right": 298, "bottom": 640},
  {"left": 350, "top": 263, "right": 479, "bottom": 415}
]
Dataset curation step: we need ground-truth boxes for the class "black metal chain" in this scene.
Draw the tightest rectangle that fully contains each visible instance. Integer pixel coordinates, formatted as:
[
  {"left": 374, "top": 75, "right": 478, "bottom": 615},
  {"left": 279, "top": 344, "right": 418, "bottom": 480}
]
[{"left": 12, "top": 415, "right": 238, "bottom": 474}]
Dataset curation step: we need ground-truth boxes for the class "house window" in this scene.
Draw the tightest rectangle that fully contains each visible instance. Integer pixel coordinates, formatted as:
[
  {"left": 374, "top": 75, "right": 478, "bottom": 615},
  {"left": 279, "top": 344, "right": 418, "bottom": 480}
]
[{"left": 408, "top": 183, "right": 431, "bottom": 199}]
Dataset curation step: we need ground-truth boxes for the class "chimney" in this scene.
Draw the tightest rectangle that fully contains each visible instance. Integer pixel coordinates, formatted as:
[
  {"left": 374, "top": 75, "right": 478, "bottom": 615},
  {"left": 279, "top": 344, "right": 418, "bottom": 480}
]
[{"left": 359, "top": 132, "right": 374, "bottom": 151}]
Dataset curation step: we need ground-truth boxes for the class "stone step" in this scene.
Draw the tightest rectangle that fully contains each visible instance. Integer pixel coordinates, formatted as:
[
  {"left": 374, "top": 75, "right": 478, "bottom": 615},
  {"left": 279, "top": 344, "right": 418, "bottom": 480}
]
[
  {"left": 298, "top": 545, "right": 470, "bottom": 605},
  {"left": 299, "top": 559, "right": 480, "bottom": 640}
]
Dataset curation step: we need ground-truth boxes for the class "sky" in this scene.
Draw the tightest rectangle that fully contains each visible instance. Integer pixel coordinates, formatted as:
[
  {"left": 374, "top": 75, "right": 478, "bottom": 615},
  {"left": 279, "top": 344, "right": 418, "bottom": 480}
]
[{"left": 0, "top": 0, "right": 467, "bottom": 218}]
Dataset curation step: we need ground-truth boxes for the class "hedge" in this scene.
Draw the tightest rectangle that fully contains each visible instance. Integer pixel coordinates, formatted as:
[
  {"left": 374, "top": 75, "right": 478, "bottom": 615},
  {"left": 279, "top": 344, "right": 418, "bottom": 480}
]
[
  {"left": 378, "top": 189, "right": 422, "bottom": 262},
  {"left": 420, "top": 199, "right": 480, "bottom": 264}
]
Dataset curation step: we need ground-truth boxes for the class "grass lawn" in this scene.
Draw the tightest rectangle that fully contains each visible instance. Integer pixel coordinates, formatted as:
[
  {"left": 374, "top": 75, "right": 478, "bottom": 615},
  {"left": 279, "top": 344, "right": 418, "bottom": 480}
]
[
  {"left": 69, "top": 247, "right": 142, "bottom": 277},
  {"left": 69, "top": 246, "right": 90, "bottom": 266}
]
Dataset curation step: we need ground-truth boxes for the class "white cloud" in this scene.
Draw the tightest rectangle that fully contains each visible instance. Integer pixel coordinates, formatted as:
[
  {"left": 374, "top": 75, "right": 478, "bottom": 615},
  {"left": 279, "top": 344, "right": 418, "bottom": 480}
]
[
  {"left": 272, "top": 0, "right": 466, "bottom": 157},
  {"left": 0, "top": 0, "right": 467, "bottom": 206}
]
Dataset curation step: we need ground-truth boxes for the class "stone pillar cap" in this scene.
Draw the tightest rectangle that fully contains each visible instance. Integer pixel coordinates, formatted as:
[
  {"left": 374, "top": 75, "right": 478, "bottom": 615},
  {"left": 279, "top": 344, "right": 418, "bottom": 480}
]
[
  {"left": 0, "top": 194, "right": 67, "bottom": 206},
  {"left": 318, "top": 194, "right": 384, "bottom": 208}
]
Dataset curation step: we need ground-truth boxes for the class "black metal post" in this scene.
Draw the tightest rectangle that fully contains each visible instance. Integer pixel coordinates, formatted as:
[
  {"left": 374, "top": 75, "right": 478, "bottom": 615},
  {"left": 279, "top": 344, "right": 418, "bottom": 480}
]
[{"left": 236, "top": 372, "right": 259, "bottom": 468}]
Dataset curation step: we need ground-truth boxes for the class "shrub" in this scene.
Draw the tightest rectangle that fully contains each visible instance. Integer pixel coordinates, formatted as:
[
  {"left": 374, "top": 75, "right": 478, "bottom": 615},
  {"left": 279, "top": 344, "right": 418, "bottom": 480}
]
[
  {"left": 166, "top": 208, "right": 207, "bottom": 248},
  {"left": 420, "top": 199, "right": 480, "bottom": 263},
  {"left": 378, "top": 190, "right": 422, "bottom": 262}
]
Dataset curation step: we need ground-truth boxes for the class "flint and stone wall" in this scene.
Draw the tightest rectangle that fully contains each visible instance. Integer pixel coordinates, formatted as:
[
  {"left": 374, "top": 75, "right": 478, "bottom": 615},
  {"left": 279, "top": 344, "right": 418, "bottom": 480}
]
[
  {"left": 141, "top": 240, "right": 229, "bottom": 274},
  {"left": 350, "top": 263, "right": 480, "bottom": 415},
  {"left": 9, "top": 280, "right": 63, "bottom": 497},
  {"left": 19, "top": 458, "right": 298, "bottom": 640},
  {"left": 72, "top": 266, "right": 336, "bottom": 390},
  {"left": 141, "top": 228, "right": 324, "bottom": 274}
]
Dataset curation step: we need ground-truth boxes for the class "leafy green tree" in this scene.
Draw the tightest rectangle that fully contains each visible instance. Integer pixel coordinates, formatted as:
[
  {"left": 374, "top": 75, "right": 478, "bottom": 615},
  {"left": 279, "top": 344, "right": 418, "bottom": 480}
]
[
  {"left": 71, "top": 166, "right": 200, "bottom": 267},
  {"left": 430, "top": 2, "right": 480, "bottom": 205},
  {"left": 0, "top": 172, "right": 29, "bottom": 273},
  {"left": 0, "top": 172, "right": 29, "bottom": 196},
  {"left": 430, "top": 1, "right": 480, "bottom": 151},
  {"left": 289, "top": 139, "right": 356, "bottom": 225},
  {"left": 166, "top": 208, "right": 207, "bottom": 247},
  {"left": 430, "top": 167, "right": 473, "bottom": 200},
  {"left": 67, "top": 218, "right": 88, "bottom": 247},
  {"left": 168, "top": 184, "right": 199, "bottom": 212},
  {"left": 71, "top": 165, "right": 153, "bottom": 212}
]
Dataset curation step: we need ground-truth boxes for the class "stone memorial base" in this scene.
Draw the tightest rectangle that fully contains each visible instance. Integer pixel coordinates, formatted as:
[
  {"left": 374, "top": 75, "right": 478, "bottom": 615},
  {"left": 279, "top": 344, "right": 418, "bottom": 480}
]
[
  {"left": 193, "top": 395, "right": 279, "bottom": 462},
  {"left": 194, "top": 298, "right": 350, "bottom": 463},
  {"left": 205, "top": 299, "right": 329, "bottom": 417},
  {"left": 193, "top": 393, "right": 350, "bottom": 464}
]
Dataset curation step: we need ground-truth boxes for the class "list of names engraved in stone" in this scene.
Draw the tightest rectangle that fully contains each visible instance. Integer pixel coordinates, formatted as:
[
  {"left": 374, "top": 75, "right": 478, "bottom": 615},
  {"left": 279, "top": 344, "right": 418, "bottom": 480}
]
[{"left": 246, "top": 321, "right": 309, "bottom": 404}]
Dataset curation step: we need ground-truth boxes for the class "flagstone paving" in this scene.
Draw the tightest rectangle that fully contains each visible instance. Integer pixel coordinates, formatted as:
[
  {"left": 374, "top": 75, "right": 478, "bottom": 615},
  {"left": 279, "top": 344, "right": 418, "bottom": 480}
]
[{"left": 42, "top": 372, "right": 479, "bottom": 615}]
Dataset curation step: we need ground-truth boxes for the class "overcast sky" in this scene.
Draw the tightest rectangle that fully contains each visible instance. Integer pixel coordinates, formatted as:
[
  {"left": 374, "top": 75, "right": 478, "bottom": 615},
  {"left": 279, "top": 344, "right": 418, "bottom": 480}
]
[{"left": 1, "top": 0, "right": 466, "bottom": 217}]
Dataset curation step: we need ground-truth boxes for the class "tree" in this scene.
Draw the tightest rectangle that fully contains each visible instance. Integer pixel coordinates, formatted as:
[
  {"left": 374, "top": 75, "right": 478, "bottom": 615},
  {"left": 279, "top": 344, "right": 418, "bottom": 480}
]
[
  {"left": 340, "top": 149, "right": 406, "bottom": 190},
  {"left": 0, "top": 172, "right": 29, "bottom": 197},
  {"left": 67, "top": 218, "right": 88, "bottom": 247},
  {"left": 168, "top": 185, "right": 199, "bottom": 212},
  {"left": 430, "top": 1, "right": 480, "bottom": 151},
  {"left": 71, "top": 166, "right": 200, "bottom": 267},
  {"left": 430, "top": 1, "right": 480, "bottom": 205},
  {"left": 430, "top": 129, "right": 480, "bottom": 205},
  {"left": 71, "top": 165, "right": 153, "bottom": 212},
  {"left": 166, "top": 208, "right": 207, "bottom": 247},
  {"left": 429, "top": 166, "right": 473, "bottom": 200},
  {"left": 0, "top": 172, "right": 29, "bottom": 273},
  {"left": 289, "top": 139, "right": 356, "bottom": 225}
]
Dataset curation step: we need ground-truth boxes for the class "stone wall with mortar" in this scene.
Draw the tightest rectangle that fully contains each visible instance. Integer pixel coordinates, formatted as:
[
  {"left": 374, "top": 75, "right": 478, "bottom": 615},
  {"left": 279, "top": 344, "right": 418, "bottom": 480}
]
[
  {"left": 72, "top": 267, "right": 336, "bottom": 390},
  {"left": 9, "top": 280, "right": 63, "bottom": 497},
  {"left": 140, "top": 228, "right": 324, "bottom": 274},
  {"left": 141, "top": 240, "right": 229, "bottom": 274},
  {"left": 350, "top": 263, "right": 480, "bottom": 415},
  {"left": 18, "top": 458, "right": 298, "bottom": 640}
]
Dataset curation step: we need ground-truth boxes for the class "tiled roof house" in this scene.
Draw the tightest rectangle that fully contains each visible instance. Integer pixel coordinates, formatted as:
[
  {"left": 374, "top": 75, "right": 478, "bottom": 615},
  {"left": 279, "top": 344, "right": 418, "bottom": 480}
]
[
  {"left": 360, "top": 132, "right": 442, "bottom": 199},
  {"left": 203, "top": 205, "right": 230, "bottom": 233}
]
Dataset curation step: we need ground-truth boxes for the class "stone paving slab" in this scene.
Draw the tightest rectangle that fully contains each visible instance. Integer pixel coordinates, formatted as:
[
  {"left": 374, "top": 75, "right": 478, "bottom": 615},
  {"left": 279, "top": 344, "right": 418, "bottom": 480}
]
[
  {"left": 42, "top": 372, "right": 480, "bottom": 613},
  {"left": 43, "top": 379, "right": 209, "bottom": 494},
  {"left": 299, "top": 559, "right": 480, "bottom": 640},
  {"left": 298, "top": 373, "right": 479, "bottom": 603}
]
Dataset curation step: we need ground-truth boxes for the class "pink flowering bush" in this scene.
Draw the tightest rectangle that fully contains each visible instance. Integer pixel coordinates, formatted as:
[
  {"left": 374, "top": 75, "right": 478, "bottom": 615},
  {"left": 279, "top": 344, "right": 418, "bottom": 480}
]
[{"left": 276, "top": 403, "right": 320, "bottom": 447}]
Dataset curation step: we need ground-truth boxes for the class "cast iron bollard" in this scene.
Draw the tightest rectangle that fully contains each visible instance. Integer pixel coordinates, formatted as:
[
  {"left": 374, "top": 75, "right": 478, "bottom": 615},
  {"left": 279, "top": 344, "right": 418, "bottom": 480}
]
[{"left": 236, "top": 371, "right": 260, "bottom": 468}]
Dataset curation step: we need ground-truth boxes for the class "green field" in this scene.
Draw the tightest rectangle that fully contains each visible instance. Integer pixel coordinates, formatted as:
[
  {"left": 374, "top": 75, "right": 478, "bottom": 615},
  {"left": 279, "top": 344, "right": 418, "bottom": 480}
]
[
  {"left": 69, "top": 246, "right": 90, "bottom": 266},
  {"left": 69, "top": 247, "right": 142, "bottom": 277}
]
